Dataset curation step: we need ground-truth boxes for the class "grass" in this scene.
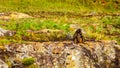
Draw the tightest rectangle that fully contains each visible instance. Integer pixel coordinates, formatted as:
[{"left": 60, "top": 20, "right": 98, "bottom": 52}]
[
  {"left": 0, "top": 0, "right": 119, "bottom": 13},
  {"left": 22, "top": 57, "right": 35, "bottom": 66},
  {"left": 0, "top": 19, "right": 70, "bottom": 31},
  {"left": 0, "top": 18, "right": 70, "bottom": 43},
  {"left": 0, "top": 16, "right": 120, "bottom": 44}
]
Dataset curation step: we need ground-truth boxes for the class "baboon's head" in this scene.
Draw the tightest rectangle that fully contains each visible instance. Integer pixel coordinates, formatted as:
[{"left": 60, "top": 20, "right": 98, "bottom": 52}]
[{"left": 76, "top": 28, "right": 82, "bottom": 33}]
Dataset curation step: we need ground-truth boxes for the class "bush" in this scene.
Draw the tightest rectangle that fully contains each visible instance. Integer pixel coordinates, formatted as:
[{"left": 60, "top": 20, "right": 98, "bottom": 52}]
[{"left": 22, "top": 57, "right": 35, "bottom": 66}]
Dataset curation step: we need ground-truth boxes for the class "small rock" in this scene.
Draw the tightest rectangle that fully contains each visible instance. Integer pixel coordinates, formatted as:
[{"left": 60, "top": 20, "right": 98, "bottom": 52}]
[{"left": 0, "top": 28, "right": 15, "bottom": 36}]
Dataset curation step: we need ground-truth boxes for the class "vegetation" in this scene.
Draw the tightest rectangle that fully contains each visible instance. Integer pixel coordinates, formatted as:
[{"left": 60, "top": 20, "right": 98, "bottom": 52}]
[
  {"left": 0, "top": 16, "right": 120, "bottom": 44},
  {"left": 0, "top": 19, "right": 70, "bottom": 31},
  {"left": 22, "top": 57, "right": 35, "bottom": 66},
  {"left": 0, "top": 0, "right": 120, "bottom": 44},
  {"left": 0, "top": 0, "right": 119, "bottom": 68},
  {"left": 0, "top": 0, "right": 119, "bottom": 13}
]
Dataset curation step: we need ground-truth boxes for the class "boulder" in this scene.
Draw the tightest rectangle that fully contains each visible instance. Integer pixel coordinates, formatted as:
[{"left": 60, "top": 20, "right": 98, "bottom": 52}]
[{"left": 0, "top": 40, "right": 119, "bottom": 68}]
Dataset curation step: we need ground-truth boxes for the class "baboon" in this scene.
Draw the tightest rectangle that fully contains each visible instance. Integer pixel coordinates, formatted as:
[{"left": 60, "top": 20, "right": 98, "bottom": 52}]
[{"left": 73, "top": 28, "right": 84, "bottom": 43}]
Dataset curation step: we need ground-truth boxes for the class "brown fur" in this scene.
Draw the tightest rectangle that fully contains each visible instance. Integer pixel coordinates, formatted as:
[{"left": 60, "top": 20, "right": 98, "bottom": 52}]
[{"left": 73, "top": 29, "right": 84, "bottom": 43}]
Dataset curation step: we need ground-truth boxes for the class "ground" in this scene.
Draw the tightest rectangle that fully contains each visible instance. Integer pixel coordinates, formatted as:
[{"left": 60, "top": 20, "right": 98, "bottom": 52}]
[{"left": 0, "top": 0, "right": 120, "bottom": 68}]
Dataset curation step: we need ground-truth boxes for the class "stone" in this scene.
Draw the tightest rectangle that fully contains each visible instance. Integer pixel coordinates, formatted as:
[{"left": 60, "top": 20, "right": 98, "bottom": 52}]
[
  {"left": 0, "top": 59, "right": 8, "bottom": 68},
  {"left": 0, "top": 12, "right": 33, "bottom": 20},
  {"left": 0, "top": 28, "right": 15, "bottom": 36},
  {"left": 0, "top": 40, "right": 119, "bottom": 68}
]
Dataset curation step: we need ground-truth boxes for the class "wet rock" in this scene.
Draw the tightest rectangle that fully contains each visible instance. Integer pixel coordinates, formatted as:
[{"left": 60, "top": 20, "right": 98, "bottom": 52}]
[{"left": 0, "top": 40, "right": 119, "bottom": 68}]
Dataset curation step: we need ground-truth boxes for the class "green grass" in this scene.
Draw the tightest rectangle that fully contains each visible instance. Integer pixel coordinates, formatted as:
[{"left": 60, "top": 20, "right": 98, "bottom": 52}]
[
  {"left": 0, "top": 19, "right": 70, "bottom": 32},
  {"left": 22, "top": 57, "right": 35, "bottom": 66},
  {"left": 0, "top": 16, "right": 120, "bottom": 44},
  {"left": 0, "top": 0, "right": 119, "bottom": 13},
  {"left": 0, "top": 18, "right": 70, "bottom": 43}
]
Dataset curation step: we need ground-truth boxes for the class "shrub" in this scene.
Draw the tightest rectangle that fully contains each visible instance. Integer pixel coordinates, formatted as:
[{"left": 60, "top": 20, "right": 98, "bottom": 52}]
[{"left": 22, "top": 57, "right": 35, "bottom": 66}]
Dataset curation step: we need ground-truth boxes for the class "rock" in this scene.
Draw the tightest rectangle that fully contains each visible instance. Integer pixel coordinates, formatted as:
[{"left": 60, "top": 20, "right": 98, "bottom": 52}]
[
  {"left": 69, "top": 24, "right": 79, "bottom": 30},
  {"left": 10, "top": 12, "right": 33, "bottom": 19},
  {"left": 0, "top": 12, "right": 33, "bottom": 20},
  {"left": 0, "top": 59, "right": 8, "bottom": 68},
  {"left": 66, "top": 32, "right": 73, "bottom": 40},
  {"left": 0, "top": 28, "right": 15, "bottom": 36},
  {"left": 0, "top": 40, "right": 119, "bottom": 68}
]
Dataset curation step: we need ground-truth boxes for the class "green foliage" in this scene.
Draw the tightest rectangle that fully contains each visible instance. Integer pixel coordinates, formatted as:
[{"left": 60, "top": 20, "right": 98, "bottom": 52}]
[
  {"left": 22, "top": 57, "right": 35, "bottom": 66},
  {"left": 0, "top": 19, "right": 69, "bottom": 42},
  {"left": 112, "top": 17, "right": 120, "bottom": 29},
  {"left": 27, "top": 64, "right": 39, "bottom": 68},
  {"left": 0, "top": 19, "right": 70, "bottom": 32},
  {"left": 0, "top": 15, "right": 120, "bottom": 44},
  {"left": 102, "top": 16, "right": 113, "bottom": 25},
  {"left": 0, "top": 39, "right": 10, "bottom": 45}
]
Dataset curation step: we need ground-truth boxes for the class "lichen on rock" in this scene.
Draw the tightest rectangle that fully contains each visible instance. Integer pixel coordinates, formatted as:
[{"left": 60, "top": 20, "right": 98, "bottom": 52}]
[{"left": 0, "top": 40, "right": 119, "bottom": 68}]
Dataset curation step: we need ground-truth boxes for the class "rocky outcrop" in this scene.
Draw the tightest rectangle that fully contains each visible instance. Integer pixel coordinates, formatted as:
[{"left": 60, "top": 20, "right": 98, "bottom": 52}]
[{"left": 0, "top": 40, "right": 119, "bottom": 68}]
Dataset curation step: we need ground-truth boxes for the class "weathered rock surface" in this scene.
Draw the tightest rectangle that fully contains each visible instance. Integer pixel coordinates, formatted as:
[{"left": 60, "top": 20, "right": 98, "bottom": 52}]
[
  {"left": 0, "top": 59, "right": 8, "bottom": 68},
  {"left": 0, "top": 12, "right": 33, "bottom": 20},
  {"left": 0, "top": 28, "right": 15, "bottom": 36},
  {"left": 0, "top": 40, "right": 119, "bottom": 68}
]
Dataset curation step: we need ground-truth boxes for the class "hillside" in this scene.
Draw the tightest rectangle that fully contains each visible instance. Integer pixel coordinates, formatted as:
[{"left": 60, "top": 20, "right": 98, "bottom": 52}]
[{"left": 0, "top": 0, "right": 120, "bottom": 68}]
